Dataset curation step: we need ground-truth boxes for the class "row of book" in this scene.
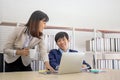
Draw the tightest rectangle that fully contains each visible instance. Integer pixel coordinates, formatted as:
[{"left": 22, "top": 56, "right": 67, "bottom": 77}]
[
  {"left": 32, "top": 57, "right": 120, "bottom": 70},
  {"left": 86, "top": 38, "right": 120, "bottom": 52},
  {"left": 97, "top": 59, "right": 120, "bottom": 69},
  {"left": 31, "top": 61, "right": 45, "bottom": 71}
]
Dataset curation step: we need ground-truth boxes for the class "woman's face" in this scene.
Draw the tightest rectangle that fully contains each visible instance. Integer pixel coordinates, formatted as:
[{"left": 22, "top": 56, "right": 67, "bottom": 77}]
[{"left": 39, "top": 19, "right": 46, "bottom": 32}]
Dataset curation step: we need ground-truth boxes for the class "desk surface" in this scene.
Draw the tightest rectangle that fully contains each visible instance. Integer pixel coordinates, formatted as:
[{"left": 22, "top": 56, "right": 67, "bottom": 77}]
[{"left": 0, "top": 69, "right": 120, "bottom": 80}]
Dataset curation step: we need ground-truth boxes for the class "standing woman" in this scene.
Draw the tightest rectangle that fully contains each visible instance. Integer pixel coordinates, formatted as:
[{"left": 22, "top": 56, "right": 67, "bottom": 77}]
[{"left": 3, "top": 10, "right": 55, "bottom": 72}]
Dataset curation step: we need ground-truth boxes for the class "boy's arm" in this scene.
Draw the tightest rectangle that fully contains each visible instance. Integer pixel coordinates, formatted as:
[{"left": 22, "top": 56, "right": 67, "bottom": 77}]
[
  {"left": 83, "top": 60, "right": 91, "bottom": 69},
  {"left": 48, "top": 51, "right": 59, "bottom": 70}
]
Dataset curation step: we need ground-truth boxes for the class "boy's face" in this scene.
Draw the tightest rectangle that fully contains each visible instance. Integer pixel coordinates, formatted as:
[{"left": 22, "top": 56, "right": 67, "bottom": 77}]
[{"left": 56, "top": 36, "right": 69, "bottom": 52}]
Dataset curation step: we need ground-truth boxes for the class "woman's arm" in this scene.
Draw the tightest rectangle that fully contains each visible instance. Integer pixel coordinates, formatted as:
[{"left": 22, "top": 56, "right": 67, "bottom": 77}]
[
  {"left": 38, "top": 38, "right": 55, "bottom": 72},
  {"left": 3, "top": 27, "right": 19, "bottom": 56},
  {"left": 44, "top": 61, "right": 55, "bottom": 72}
]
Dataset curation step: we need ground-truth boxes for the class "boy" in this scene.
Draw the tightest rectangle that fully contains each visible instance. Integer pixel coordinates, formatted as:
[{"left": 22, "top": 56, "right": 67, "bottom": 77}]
[{"left": 49, "top": 32, "right": 91, "bottom": 70}]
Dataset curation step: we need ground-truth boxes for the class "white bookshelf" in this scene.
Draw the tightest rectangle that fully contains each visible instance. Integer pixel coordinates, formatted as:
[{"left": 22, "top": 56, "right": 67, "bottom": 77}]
[
  {"left": 2, "top": 22, "right": 120, "bottom": 70},
  {"left": 86, "top": 29, "right": 120, "bottom": 69}
]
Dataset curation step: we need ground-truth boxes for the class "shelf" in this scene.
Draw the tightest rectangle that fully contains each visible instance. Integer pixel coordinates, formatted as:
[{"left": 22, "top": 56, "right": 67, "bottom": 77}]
[
  {"left": 75, "top": 28, "right": 94, "bottom": 32},
  {"left": 0, "top": 22, "right": 94, "bottom": 32},
  {"left": 1, "top": 21, "right": 120, "bottom": 33},
  {"left": 95, "top": 52, "right": 120, "bottom": 54},
  {"left": 45, "top": 26, "right": 73, "bottom": 30},
  {"left": 0, "top": 22, "right": 17, "bottom": 26},
  {"left": 98, "top": 30, "right": 120, "bottom": 33}
]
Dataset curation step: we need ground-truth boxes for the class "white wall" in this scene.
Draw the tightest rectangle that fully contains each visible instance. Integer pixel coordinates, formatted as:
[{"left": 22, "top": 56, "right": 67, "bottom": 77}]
[
  {"left": 0, "top": 0, "right": 2, "bottom": 22},
  {"left": 1, "top": 0, "right": 120, "bottom": 51},
  {"left": 74, "top": 31, "right": 94, "bottom": 51},
  {"left": 1, "top": 0, "right": 120, "bottom": 29}
]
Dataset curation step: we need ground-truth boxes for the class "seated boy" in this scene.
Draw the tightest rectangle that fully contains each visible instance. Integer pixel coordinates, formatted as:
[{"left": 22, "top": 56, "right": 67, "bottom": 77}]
[{"left": 49, "top": 32, "right": 91, "bottom": 70}]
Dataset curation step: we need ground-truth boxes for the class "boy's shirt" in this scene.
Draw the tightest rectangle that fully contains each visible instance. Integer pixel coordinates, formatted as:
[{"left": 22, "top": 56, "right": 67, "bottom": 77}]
[
  {"left": 59, "top": 48, "right": 69, "bottom": 53},
  {"left": 49, "top": 49, "right": 91, "bottom": 70}
]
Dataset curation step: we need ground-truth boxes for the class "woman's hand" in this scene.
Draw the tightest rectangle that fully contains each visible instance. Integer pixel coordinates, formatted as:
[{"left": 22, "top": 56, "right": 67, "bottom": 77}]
[
  {"left": 44, "top": 61, "right": 55, "bottom": 72},
  {"left": 16, "top": 48, "right": 29, "bottom": 56}
]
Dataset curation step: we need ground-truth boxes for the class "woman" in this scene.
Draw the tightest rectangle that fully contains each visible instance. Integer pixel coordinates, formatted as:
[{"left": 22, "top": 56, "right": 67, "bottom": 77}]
[{"left": 3, "top": 10, "right": 55, "bottom": 72}]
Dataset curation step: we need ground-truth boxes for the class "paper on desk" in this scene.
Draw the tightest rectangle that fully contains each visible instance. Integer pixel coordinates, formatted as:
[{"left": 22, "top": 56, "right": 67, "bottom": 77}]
[{"left": 39, "top": 70, "right": 51, "bottom": 74}]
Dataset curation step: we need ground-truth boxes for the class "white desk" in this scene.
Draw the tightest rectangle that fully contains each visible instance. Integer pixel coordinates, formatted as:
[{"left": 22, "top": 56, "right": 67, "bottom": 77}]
[{"left": 0, "top": 69, "right": 119, "bottom": 80}]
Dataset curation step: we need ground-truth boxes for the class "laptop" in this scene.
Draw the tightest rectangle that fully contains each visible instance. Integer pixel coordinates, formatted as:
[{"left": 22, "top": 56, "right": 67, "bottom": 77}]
[{"left": 56, "top": 52, "right": 85, "bottom": 74}]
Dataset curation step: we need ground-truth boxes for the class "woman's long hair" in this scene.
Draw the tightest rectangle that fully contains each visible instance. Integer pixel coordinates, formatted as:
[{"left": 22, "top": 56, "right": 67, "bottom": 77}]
[{"left": 25, "top": 10, "right": 49, "bottom": 39}]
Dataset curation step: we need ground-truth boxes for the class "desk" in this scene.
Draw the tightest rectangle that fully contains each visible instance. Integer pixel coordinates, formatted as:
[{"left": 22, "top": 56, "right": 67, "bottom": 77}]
[{"left": 0, "top": 69, "right": 119, "bottom": 80}]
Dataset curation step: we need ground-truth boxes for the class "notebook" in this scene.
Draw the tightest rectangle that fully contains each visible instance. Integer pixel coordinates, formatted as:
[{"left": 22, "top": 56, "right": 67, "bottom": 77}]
[{"left": 56, "top": 52, "right": 85, "bottom": 74}]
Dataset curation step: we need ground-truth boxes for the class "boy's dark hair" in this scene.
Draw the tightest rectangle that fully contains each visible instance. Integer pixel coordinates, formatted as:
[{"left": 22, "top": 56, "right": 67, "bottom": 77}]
[{"left": 55, "top": 32, "right": 69, "bottom": 43}]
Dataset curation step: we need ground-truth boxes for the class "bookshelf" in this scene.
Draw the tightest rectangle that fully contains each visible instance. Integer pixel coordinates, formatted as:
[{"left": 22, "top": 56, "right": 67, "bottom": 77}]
[
  {"left": 86, "top": 29, "right": 120, "bottom": 69},
  {"left": 1, "top": 21, "right": 120, "bottom": 70}
]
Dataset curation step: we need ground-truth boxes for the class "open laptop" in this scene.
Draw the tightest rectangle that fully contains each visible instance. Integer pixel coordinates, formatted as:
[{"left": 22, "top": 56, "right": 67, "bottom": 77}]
[{"left": 56, "top": 52, "right": 85, "bottom": 74}]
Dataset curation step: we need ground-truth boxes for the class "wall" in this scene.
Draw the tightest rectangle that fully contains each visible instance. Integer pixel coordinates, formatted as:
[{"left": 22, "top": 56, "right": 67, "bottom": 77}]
[
  {"left": 0, "top": 0, "right": 2, "bottom": 22},
  {"left": 1, "top": 0, "right": 120, "bottom": 30},
  {"left": 1, "top": 0, "right": 120, "bottom": 51}
]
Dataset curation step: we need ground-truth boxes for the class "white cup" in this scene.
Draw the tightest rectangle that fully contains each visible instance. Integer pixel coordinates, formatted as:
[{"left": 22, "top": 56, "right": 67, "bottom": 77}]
[{"left": 29, "top": 49, "right": 38, "bottom": 60}]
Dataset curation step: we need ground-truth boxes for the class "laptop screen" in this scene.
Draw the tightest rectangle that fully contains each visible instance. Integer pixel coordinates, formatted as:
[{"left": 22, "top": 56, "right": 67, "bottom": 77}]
[{"left": 58, "top": 52, "right": 85, "bottom": 74}]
